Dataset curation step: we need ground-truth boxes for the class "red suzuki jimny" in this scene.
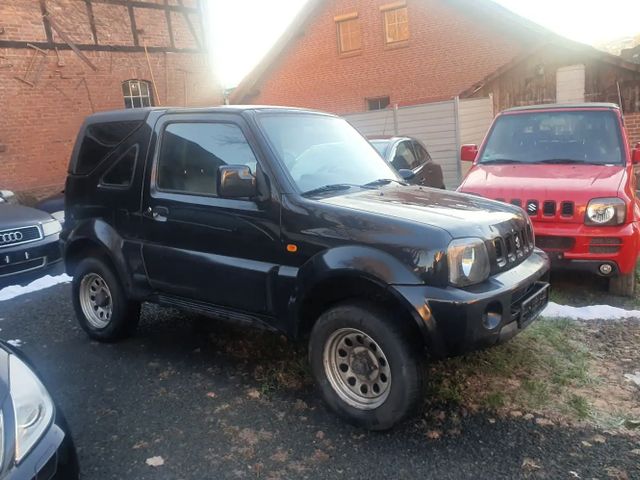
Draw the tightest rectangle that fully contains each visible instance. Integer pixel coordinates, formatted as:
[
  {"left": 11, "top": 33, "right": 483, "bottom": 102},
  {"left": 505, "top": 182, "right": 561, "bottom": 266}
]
[{"left": 458, "top": 103, "right": 640, "bottom": 296}]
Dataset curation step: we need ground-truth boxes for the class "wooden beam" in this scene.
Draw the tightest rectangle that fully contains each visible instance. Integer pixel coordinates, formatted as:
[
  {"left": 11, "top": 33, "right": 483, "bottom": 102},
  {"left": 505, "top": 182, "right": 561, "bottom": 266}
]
[
  {"left": 45, "top": 14, "right": 99, "bottom": 71},
  {"left": 39, "top": 0, "right": 54, "bottom": 45},
  {"left": 164, "top": 0, "right": 175, "bottom": 49},
  {"left": 176, "top": 0, "right": 201, "bottom": 50},
  {"left": 92, "top": 0, "right": 198, "bottom": 13},
  {"left": 128, "top": 4, "right": 139, "bottom": 47},
  {"left": 0, "top": 39, "right": 202, "bottom": 54},
  {"left": 84, "top": 0, "right": 99, "bottom": 45}
]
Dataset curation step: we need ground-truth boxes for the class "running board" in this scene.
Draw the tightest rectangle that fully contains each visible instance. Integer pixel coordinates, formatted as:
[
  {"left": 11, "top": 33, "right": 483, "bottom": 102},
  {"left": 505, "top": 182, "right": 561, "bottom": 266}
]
[{"left": 155, "top": 294, "right": 279, "bottom": 332}]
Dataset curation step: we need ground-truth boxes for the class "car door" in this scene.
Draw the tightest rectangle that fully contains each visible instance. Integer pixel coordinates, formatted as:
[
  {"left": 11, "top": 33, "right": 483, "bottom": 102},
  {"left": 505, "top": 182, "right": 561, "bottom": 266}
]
[
  {"left": 412, "top": 140, "right": 444, "bottom": 188},
  {"left": 141, "top": 113, "right": 282, "bottom": 315}
]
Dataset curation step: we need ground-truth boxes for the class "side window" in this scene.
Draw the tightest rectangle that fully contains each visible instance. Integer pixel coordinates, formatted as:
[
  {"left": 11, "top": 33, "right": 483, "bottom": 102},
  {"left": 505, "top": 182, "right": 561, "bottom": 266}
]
[
  {"left": 101, "top": 145, "right": 138, "bottom": 187},
  {"left": 412, "top": 141, "right": 432, "bottom": 165},
  {"left": 74, "top": 121, "right": 142, "bottom": 174},
  {"left": 392, "top": 141, "right": 418, "bottom": 170},
  {"left": 157, "top": 123, "right": 257, "bottom": 197}
]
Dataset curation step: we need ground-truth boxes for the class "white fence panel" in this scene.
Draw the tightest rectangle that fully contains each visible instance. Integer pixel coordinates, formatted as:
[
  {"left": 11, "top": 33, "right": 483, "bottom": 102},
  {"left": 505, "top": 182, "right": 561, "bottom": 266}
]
[
  {"left": 395, "top": 101, "right": 458, "bottom": 188},
  {"left": 344, "top": 97, "right": 493, "bottom": 189},
  {"left": 458, "top": 97, "right": 494, "bottom": 178}
]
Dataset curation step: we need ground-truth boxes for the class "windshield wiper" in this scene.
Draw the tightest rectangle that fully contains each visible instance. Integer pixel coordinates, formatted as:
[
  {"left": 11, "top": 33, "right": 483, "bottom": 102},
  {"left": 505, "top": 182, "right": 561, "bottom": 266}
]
[
  {"left": 479, "top": 158, "right": 523, "bottom": 164},
  {"left": 363, "top": 178, "right": 408, "bottom": 187},
  {"left": 534, "top": 158, "right": 586, "bottom": 164},
  {"left": 302, "top": 184, "right": 367, "bottom": 196}
]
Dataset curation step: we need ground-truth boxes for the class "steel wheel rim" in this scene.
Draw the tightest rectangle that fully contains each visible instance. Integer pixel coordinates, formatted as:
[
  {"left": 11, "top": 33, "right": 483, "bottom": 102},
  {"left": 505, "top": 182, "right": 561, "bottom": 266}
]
[
  {"left": 323, "top": 328, "right": 392, "bottom": 410},
  {"left": 79, "top": 273, "right": 113, "bottom": 329}
]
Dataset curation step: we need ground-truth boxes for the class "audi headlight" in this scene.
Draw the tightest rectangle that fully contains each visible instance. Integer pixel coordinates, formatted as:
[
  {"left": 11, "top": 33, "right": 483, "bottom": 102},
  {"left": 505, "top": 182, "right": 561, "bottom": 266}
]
[
  {"left": 50, "top": 211, "right": 65, "bottom": 225},
  {"left": 585, "top": 198, "right": 626, "bottom": 226},
  {"left": 41, "top": 219, "right": 62, "bottom": 236},
  {"left": 9, "top": 354, "right": 54, "bottom": 463},
  {"left": 447, "top": 238, "right": 490, "bottom": 287}
]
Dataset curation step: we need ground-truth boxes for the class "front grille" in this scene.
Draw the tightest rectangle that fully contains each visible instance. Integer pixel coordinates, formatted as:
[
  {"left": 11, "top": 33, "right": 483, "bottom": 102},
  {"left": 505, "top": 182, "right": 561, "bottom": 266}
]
[
  {"left": 0, "top": 225, "right": 42, "bottom": 248},
  {"left": 0, "top": 257, "right": 46, "bottom": 277},
  {"left": 543, "top": 201, "right": 556, "bottom": 216},
  {"left": 497, "top": 198, "right": 575, "bottom": 219},
  {"left": 536, "top": 236, "right": 575, "bottom": 251},
  {"left": 561, "top": 201, "right": 574, "bottom": 217},
  {"left": 589, "top": 237, "right": 622, "bottom": 254},
  {"left": 491, "top": 223, "right": 534, "bottom": 271},
  {"left": 525, "top": 200, "right": 539, "bottom": 216}
]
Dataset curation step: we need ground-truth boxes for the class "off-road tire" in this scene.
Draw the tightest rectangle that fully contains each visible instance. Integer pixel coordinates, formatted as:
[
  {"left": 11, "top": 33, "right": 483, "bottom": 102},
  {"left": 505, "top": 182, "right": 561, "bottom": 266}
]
[
  {"left": 309, "top": 301, "right": 423, "bottom": 430},
  {"left": 609, "top": 271, "right": 636, "bottom": 297},
  {"left": 72, "top": 257, "right": 140, "bottom": 342}
]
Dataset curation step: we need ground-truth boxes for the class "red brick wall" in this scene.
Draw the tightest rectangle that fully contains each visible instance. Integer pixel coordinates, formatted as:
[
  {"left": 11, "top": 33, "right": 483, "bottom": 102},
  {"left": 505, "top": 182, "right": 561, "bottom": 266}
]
[
  {"left": 245, "top": 0, "right": 541, "bottom": 114},
  {"left": 627, "top": 112, "right": 640, "bottom": 146},
  {"left": 0, "top": 0, "right": 220, "bottom": 197}
]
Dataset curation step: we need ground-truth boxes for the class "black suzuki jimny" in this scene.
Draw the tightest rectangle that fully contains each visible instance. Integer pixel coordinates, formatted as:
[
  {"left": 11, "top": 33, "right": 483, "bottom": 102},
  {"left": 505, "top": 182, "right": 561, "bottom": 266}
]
[{"left": 62, "top": 106, "right": 550, "bottom": 430}]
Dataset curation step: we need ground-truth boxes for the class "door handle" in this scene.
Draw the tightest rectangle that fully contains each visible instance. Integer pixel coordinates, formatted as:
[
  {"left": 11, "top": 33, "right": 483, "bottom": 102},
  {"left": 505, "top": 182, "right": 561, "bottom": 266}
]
[{"left": 149, "top": 206, "right": 169, "bottom": 222}]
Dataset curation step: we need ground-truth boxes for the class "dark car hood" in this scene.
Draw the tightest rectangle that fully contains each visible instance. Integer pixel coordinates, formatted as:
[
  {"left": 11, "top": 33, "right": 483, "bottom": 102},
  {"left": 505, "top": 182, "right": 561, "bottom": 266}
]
[
  {"left": 0, "top": 203, "right": 53, "bottom": 228},
  {"left": 319, "top": 185, "right": 525, "bottom": 238}
]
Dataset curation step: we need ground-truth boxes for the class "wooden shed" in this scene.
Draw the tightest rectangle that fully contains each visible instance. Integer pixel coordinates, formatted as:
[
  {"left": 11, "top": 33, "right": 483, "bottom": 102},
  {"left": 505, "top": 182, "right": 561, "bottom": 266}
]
[{"left": 460, "top": 39, "right": 640, "bottom": 116}]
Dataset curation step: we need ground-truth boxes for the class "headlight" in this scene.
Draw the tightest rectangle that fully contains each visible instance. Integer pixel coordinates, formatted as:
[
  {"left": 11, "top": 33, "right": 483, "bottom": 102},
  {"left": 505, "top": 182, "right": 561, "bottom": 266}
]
[
  {"left": 585, "top": 198, "right": 626, "bottom": 226},
  {"left": 41, "top": 219, "right": 62, "bottom": 236},
  {"left": 9, "top": 354, "right": 54, "bottom": 463},
  {"left": 447, "top": 238, "right": 490, "bottom": 287},
  {"left": 50, "top": 211, "right": 65, "bottom": 225}
]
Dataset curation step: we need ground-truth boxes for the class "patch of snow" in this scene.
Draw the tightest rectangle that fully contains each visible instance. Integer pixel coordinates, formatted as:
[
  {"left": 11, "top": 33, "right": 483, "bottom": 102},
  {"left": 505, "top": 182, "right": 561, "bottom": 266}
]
[
  {"left": 0, "top": 274, "right": 72, "bottom": 302},
  {"left": 624, "top": 372, "right": 640, "bottom": 387},
  {"left": 541, "top": 302, "right": 640, "bottom": 321},
  {"left": 7, "top": 339, "right": 23, "bottom": 347},
  {"left": 145, "top": 456, "right": 165, "bottom": 467}
]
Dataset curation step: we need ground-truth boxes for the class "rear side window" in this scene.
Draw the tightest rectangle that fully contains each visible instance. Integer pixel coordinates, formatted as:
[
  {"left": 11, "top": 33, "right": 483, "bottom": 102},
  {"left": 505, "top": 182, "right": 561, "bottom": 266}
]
[
  {"left": 412, "top": 141, "right": 432, "bottom": 165},
  {"left": 74, "top": 121, "right": 143, "bottom": 174},
  {"left": 157, "top": 123, "right": 258, "bottom": 197},
  {"left": 100, "top": 145, "right": 138, "bottom": 187},
  {"left": 392, "top": 141, "right": 418, "bottom": 170}
]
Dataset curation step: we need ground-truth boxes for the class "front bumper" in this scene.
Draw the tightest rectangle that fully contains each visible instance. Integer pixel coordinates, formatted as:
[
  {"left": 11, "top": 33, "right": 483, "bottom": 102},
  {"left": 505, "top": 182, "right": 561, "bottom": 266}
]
[
  {"left": 393, "top": 249, "right": 550, "bottom": 358},
  {"left": 0, "top": 235, "right": 62, "bottom": 288},
  {"left": 4, "top": 413, "right": 79, "bottom": 480},
  {"left": 533, "top": 221, "right": 640, "bottom": 275}
]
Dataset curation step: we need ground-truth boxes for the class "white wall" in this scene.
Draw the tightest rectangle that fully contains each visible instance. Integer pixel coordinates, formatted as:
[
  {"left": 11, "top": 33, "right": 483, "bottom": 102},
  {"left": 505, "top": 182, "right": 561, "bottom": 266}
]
[{"left": 556, "top": 65, "right": 586, "bottom": 103}]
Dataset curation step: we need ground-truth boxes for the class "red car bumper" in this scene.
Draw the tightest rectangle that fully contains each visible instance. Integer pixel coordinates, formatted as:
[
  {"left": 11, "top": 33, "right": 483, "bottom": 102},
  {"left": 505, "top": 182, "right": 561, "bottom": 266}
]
[{"left": 532, "top": 221, "right": 640, "bottom": 275}]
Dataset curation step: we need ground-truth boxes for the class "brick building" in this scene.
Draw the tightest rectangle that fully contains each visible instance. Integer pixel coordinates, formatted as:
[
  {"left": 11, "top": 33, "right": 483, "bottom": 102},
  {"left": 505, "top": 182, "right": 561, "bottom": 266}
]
[
  {"left": 0, "top": 0, "right": 220, "bottom": 198},
  {"left": 230, "top": 0, "right": 640, "bottom": 146},
  {"left": 230, "top": 0, "right": 553, "bottom": 112}
]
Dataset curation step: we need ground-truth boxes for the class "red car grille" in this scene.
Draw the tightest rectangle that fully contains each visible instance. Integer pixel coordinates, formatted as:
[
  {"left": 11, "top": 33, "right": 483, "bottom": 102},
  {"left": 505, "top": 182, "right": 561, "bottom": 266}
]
[{"left": 497, "top": 199, "right": 575, "bottom": 219}]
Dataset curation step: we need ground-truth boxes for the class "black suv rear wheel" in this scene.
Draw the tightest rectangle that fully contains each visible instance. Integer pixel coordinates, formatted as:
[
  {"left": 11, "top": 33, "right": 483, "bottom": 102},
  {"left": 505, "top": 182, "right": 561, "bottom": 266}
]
[
  {"left": 72, "top": 257, "right": 140, "bottom": 342},
  {"left": 309, "top": 302, "right": 423, "bottom": 430}
]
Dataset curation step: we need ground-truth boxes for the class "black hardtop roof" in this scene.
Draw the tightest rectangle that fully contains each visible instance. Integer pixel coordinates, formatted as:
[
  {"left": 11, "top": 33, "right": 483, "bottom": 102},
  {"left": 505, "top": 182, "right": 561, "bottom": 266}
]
[
  {"left": 503, "top": 103, "right": 621, "bottom": 113},
  {"left": 82, "top": 105, "right": 334, "bottom": 125}
]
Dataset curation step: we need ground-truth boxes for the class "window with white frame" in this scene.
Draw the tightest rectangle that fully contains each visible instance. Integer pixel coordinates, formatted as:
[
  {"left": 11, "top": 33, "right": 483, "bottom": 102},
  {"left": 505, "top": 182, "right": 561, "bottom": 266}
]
[{"left": 122, "top": 80, "right": 154, "bottom": 109}]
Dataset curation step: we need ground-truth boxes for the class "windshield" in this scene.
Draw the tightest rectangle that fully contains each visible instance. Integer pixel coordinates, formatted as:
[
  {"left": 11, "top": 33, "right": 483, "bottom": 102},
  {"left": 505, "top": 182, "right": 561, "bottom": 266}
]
[
  {"left": 258, "top": 114, "right": 399, "bottom": 194},
  {"left": 370, "top": 140, "right": 390, "bottom": 157},
  {"left": 479, "top": 110, "right": 624, "bottom": 165}
]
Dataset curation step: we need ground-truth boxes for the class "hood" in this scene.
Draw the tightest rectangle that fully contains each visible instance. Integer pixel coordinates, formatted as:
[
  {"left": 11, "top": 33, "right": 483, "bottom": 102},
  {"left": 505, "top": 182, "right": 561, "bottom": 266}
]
[
  {"left": 319, "top": 185, "right": 525, "bottom": 239},
  {"left": 459, "top": 164, "right": 626, "bottom": 202},
  {"left": 0, "top": 203, "right": 54, "bottom": 229}
]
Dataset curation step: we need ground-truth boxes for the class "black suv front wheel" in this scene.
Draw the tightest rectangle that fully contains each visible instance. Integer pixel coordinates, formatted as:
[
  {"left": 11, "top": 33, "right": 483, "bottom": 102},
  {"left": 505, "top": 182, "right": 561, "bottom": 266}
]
[
  {"left": 72, "top": 257, "right": 140, "bottom": 342},
  {"left": 309, "top": 302, "right": 423, "bottom": 430}
]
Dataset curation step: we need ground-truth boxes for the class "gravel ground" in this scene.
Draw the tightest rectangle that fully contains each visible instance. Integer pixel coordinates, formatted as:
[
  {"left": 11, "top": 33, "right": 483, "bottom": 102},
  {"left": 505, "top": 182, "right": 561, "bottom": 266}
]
[{"left": 1, "top": 284, "right": 639, "bottom": 480}]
